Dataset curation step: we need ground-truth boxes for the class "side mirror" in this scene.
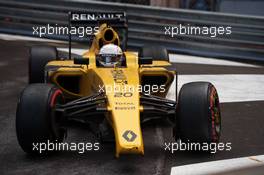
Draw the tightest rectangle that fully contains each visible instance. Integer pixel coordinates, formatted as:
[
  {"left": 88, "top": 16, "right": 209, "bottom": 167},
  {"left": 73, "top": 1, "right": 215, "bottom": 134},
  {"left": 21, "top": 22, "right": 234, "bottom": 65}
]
[
  {"left": 74, "top": 56, "right": 89, "bottom": 65},
  {"left": 138, "top": 57, "right": 153, "bottom": 65}
]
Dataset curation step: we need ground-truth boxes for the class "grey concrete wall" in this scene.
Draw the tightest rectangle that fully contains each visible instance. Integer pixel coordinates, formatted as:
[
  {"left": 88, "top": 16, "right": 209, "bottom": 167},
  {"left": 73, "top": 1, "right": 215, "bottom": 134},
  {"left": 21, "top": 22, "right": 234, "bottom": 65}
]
[
  {"left": 218, "top": 0, "right": 264, "bottom": 16},
  {"left": 150, "top": 0, "right": 180, "bottom": 8}
]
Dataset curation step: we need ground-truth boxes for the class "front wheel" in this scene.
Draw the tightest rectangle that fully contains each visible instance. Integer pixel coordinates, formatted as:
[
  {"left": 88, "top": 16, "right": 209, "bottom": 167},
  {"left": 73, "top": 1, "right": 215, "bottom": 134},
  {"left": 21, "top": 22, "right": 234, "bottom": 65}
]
[
  {"left": 16, "top": 84, "right": 66, "bottom": 154},
  {"left": 175, "top": 82, "right": 221, "bottom": 143}
]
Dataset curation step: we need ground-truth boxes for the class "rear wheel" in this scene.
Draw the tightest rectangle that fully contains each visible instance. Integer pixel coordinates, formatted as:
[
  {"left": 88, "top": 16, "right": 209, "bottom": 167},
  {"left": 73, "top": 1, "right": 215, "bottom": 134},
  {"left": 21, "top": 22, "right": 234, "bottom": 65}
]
[
  {"left": 29, "top": 46, "right": 58, "bottom": 83},
  {"left": 140, "top": 45, "right": 169, "bottom": 61},
  {"left": 175, "top": 82, "right": 221, "bottom": 143},
  {"left": 16, "top": 84, "right": 66, "bottom": 154}
]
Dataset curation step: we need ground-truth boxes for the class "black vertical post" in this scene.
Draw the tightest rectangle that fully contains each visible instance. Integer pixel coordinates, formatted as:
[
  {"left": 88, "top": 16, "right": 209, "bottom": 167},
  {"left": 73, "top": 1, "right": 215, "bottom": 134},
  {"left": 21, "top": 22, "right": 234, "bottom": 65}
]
[
  {"left": 68, "top": 11, "right": 72, "bottom": 60},
  {"left": 176, "top": 71, "right": 178, "bottom": 102}
]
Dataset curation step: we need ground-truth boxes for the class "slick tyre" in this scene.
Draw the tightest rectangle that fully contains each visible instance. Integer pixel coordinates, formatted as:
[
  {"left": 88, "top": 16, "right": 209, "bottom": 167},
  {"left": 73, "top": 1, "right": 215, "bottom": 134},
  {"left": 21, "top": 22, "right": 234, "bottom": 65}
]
[
  {"left": 140, "top": 45, "right": 169, "bottom": 61},
  {"left": 29, "top": 46, "right": 58, "bottom": 83},
  {"left": 16, "top": 84, "right": 66, "bottom": 154},
  {"left": 175, "top": 82, "right": 221, "bottom": 143}
]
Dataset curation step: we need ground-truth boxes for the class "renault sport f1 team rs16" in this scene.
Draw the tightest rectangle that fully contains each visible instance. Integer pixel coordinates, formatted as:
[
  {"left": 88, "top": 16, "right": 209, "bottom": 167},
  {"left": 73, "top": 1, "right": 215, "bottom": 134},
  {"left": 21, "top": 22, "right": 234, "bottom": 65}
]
[{"left": 16, "top": 12, "right": 221, "bottom": 157}]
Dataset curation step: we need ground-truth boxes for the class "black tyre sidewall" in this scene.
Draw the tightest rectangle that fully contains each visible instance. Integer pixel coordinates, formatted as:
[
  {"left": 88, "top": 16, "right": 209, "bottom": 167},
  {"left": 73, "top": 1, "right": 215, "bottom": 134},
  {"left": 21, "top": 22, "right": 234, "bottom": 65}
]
[
  {"left": 16, "top": 84, "right": 64, "bottom": 154},
  {"left": 176, "top": 82, "right": 221, "bottom": 143}
]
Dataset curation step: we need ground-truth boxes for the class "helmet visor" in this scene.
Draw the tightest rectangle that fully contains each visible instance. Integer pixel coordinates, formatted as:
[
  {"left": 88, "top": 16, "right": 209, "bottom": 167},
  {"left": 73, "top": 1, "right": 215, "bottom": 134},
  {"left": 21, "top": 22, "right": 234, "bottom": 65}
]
[{"left": 98, "top": 54, "right": 121, "bottom": 65}]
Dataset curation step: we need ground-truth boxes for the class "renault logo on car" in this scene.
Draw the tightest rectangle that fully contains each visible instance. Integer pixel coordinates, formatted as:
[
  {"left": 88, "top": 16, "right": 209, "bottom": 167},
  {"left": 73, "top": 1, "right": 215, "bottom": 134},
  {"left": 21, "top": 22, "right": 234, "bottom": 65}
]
[{"left": 122, "top": 130, "right": 137, "bottom": 142}]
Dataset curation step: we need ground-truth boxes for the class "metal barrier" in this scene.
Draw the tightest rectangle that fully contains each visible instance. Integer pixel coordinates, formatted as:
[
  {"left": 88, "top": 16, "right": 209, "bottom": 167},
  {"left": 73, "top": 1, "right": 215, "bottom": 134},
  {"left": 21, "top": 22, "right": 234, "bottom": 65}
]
[{"left": 0, "top": 0, "right": 263, "bottom": 62}]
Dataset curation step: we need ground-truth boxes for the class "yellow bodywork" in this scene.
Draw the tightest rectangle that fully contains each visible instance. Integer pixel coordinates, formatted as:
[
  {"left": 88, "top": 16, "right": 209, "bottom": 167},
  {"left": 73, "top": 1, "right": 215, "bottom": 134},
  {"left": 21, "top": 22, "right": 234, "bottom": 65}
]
[{"left": 46, "top": 24, "right": 175, "bottom": 157}]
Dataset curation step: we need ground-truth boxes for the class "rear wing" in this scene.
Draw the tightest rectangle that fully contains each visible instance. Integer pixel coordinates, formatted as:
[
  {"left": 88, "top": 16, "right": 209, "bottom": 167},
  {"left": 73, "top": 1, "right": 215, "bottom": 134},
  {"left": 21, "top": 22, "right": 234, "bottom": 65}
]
[
  {"left": 68, "top": 12, "right": 128, "bottom": 59},
  {"left": 69, "top": 12, "right": 127, "bottom": 27}
]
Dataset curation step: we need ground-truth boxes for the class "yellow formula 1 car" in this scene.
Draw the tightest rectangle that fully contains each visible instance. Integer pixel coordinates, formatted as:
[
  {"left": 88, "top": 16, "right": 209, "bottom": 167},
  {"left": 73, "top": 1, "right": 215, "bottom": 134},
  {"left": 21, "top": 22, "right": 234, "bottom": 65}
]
[{"left": 16, "top": 12, "right": 221, "bottom": 157}]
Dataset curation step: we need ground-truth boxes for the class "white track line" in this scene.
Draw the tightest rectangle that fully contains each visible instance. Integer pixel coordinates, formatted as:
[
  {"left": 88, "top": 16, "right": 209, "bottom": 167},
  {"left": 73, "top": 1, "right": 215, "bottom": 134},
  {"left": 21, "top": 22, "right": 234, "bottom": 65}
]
[
  {"left": 58, "top": 48, "right": 88, "bottom": 55},
  {"left": 170, "top": 155, "right": 264, "bottom": 175},
  {"left": 166, "top": 74, "right": 264, "bottom": 103},
  {"left": 169, "top": 54, "right": 260, "bottom": 68},
  {"left": 0, "top": 33, "right": 65, "bottom": 43}
]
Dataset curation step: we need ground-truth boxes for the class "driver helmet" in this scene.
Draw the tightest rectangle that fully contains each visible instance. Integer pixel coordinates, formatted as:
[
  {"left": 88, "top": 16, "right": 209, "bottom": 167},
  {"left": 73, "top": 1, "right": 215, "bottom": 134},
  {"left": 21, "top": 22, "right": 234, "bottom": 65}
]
[{"left": 98, "top": 44, "right": 123, "bottom": 67}]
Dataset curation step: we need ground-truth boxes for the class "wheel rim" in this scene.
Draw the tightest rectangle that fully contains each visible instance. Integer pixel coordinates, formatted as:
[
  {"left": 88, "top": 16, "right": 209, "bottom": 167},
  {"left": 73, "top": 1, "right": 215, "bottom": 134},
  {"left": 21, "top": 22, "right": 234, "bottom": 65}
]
[
  {"left": 49, "top": 89, "right": 65, "bottom": 141},
  {"left": 209, "top": 85, "right": 221, "bottom": 142}
]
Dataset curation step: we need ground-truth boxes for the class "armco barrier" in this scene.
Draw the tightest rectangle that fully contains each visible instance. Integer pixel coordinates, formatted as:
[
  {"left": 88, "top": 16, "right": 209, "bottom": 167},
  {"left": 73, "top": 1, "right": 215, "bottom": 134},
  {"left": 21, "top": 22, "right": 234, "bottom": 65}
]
[{"left": 0, "top": 0, "right": 263, "bottom": 62}]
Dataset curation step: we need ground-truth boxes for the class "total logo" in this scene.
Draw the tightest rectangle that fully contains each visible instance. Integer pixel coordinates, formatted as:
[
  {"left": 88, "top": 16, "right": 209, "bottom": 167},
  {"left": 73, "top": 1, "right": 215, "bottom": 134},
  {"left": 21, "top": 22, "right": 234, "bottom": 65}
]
[{"left": 122, "top": 130, "right": 137, "bottom": 142}]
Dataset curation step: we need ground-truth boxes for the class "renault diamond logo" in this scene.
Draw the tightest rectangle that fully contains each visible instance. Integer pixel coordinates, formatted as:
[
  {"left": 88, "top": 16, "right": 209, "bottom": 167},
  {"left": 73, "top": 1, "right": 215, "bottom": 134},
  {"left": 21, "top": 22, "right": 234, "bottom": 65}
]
[{"left": 122, "top": 130, "right": 137, "bottom": 142}]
